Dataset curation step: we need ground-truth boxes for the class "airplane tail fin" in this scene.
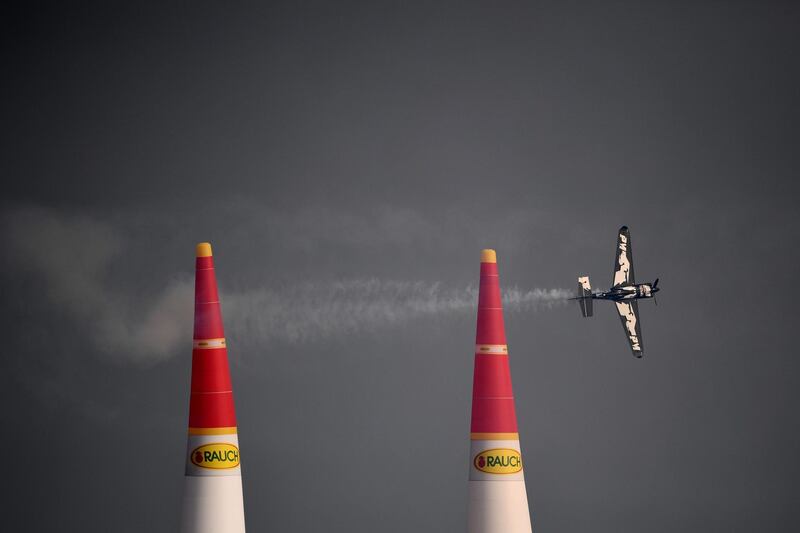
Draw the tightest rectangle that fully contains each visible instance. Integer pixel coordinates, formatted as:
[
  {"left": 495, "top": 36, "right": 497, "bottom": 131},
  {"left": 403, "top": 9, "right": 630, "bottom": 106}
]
[{"left": 577, "top": 276, "right": 593, "bottom": 317}]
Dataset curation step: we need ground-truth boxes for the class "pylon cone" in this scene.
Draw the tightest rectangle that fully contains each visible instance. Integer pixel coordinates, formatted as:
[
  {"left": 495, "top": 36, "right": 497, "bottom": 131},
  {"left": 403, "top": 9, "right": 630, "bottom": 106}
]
[
  {"left": 467, "top": 249, "right": 532, "bottom": 533},
  {"left": 180, "top": 243, "right": 246, "bottom": 533}
]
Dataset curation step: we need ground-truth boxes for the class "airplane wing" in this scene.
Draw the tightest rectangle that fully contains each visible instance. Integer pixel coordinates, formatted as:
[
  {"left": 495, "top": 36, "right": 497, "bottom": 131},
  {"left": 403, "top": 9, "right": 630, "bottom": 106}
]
[
  {"left": 612, "top": 225, "right": 635, "bottom": 287},
  {"left": 614, "top": 300, "right": 643, "bottom": 357}
]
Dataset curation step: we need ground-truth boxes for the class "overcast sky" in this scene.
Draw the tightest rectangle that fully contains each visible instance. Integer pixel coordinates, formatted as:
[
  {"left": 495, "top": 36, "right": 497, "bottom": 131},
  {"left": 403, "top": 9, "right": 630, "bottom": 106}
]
[{"left": 2, "top": 1, "right": 799, "bottom": 532}]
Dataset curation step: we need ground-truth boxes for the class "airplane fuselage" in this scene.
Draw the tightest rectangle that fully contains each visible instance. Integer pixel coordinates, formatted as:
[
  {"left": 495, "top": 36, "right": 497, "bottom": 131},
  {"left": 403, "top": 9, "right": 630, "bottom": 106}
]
[{"left": 592, "top": 283, "right": 657, "bottom": 301}]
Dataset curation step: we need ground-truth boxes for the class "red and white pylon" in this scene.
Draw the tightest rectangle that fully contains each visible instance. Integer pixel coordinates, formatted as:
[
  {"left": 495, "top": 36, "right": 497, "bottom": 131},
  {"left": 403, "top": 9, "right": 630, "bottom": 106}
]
[
  {"left": 180, "top": 243, "right": 246, "bottom": 533},
  {"left": 467, "top": 249, "right": 532, "bottom": 533}
]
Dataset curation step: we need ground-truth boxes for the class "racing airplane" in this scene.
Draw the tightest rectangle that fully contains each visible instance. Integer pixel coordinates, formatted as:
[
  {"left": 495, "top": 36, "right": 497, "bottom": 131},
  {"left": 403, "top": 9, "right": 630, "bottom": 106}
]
[{"left": 574, "top": 226, "right": 659, "bottom": 358}]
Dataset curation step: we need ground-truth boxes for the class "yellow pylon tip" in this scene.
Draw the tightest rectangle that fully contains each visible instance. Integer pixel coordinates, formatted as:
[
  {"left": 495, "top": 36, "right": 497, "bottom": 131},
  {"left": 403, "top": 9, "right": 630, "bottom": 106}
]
[
  {"left": 196, "top": 242, "right": 213, "bottom": 257},
  {"left": 480, "top": 249, "right": 497, "bottom": 263}
]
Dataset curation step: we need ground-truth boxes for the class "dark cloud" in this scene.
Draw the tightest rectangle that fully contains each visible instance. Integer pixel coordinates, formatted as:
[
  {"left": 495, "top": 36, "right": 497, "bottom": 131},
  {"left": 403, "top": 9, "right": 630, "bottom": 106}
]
[{"left": 2, "top": 1, "right": 799, "bottom": 532}]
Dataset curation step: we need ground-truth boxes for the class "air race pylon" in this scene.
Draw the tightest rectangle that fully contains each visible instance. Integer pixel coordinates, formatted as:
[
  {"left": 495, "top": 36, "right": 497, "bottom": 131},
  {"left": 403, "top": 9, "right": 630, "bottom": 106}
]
[
  {"left": 467, "top": 249, "right": 532, "bottom": 533},
  {"left": 180, "top": 243, "right": 246, "bottom": 533}
]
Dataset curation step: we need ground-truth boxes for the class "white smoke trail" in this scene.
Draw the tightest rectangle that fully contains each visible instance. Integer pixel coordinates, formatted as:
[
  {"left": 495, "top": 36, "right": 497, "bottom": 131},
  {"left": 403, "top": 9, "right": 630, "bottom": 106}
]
[
  {"left": 0, "top": 206, "right": 195, "bottom": 365},
  {"left": 224, "top": 281, "right": 570, "bottom": 345},
  {"left": 2, "top": 207, "right": 570, "bottom": 365}
]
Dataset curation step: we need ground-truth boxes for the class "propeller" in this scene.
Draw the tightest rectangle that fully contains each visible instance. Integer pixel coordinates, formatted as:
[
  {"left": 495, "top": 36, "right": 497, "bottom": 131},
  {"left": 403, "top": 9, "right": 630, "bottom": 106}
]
[{"left": 652, "top": 278, "right": 659, "bottom": 305}]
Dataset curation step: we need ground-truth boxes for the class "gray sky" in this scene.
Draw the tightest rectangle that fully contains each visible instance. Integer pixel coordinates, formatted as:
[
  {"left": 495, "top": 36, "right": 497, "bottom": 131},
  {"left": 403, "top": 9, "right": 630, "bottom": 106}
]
[{"left": 2, "top": 1, "right": 799, "bottom": 531}]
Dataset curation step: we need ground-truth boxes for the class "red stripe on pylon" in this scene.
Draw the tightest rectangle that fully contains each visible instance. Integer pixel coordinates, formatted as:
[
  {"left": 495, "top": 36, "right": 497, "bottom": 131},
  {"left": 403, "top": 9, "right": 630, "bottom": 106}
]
[
  {"left": 471, "top": 398, "right": 518, "bottom": 433},
  {"left": 194, "top": 303, "right": 225, "bottom": 340},
  {"left": 189, "top": 391, "right": 237, "bottom": 428},
  {"left": 193, "top": 255, "right": 224, "bottom": 340},
  {"left": 470, "top": 251, "right": 519, "bottom": 434},
  {"left": 475, "top": 263, "right": 506, "bottom": 345},
  {"left": 472, "top": 355, "right": 514, "bottom": 397},
  {"left": 191, "top": 349, "right": 234, "bottom": 392},
  {"left": 187, "top": 243, "right": 238, "bottom": 429}
]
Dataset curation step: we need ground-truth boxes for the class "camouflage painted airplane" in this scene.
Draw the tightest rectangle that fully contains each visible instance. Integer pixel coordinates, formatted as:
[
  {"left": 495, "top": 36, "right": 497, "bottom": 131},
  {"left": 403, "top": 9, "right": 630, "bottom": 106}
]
[{"left": 574, "top": 226, "right": 659, "bottom": 358}]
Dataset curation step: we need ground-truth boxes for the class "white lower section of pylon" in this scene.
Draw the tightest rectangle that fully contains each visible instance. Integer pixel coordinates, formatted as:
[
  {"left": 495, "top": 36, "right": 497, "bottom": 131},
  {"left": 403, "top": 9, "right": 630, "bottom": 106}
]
[
  {"left": 467, "top": 438, "right": 531, "bottom": 532},
  {"left": 180, "top": 475, "right": 246, "bottom": 533},
  {"left": 467, "top": 480, "right": 532, "bottom": 533}
]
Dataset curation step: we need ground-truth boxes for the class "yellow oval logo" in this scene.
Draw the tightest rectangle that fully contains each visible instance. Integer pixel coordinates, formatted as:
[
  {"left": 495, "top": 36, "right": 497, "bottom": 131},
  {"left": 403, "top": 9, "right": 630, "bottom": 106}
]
[
  {"left": 190, "top": 443, "right": 240, "bottom": 469},
  {"left": 473, "top": 448, "right": 523, "bottom": 474}
]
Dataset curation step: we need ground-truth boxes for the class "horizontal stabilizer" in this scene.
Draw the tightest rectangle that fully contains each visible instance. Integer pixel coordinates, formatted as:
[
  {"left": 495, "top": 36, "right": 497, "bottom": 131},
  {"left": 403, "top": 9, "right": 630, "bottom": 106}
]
[{"left": 577, "top": 276, "right": 593, "bottom": 317}]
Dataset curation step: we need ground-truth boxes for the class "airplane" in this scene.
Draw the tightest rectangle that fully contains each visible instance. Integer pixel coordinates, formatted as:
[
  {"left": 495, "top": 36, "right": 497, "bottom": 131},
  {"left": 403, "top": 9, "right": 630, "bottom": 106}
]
[{"left": 574, "top": 226, "right": 659, "bottom": 358}]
